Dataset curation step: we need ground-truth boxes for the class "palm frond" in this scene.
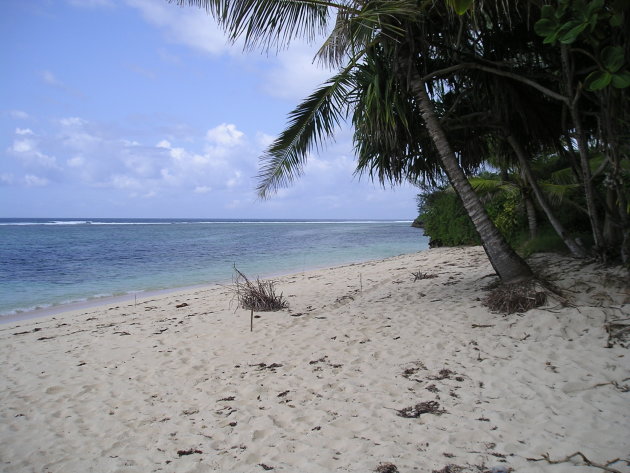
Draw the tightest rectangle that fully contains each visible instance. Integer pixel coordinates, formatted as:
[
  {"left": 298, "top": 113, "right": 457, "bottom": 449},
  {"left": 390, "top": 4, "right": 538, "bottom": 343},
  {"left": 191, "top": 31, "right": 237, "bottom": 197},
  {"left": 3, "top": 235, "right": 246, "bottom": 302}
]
[
  {"left": 316, "top": 0, "right": 421, "bottom": 67},
  {"left": 257, "top": 64, "right": 357, "bottom": 198},
  {"left": 174, "top": 0, "right": 350, "bottom": 50},
  {"left": 469, "top": 177, "right": 518, "bottom": 196},
  {"left": 352, "top": 43, "right": 443, "bottom": 185},
  {"left": 539, "top": 182, "right": 580, "bottom": 207}
]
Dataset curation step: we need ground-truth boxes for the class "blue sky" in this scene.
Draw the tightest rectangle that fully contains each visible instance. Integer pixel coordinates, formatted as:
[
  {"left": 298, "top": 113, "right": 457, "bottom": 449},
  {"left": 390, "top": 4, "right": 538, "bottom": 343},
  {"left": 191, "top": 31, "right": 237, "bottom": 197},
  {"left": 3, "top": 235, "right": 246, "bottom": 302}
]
[{"left": 1, "top": 0, "right": 420, "bottom": 219}]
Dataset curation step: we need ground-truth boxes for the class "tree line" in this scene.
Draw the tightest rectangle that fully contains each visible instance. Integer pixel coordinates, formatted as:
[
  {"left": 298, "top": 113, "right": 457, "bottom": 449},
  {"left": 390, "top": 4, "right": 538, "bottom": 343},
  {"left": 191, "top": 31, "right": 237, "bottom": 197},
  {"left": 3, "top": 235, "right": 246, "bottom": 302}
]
[{"left": 176, "top": 0, "right": 629, "bottom": 282}]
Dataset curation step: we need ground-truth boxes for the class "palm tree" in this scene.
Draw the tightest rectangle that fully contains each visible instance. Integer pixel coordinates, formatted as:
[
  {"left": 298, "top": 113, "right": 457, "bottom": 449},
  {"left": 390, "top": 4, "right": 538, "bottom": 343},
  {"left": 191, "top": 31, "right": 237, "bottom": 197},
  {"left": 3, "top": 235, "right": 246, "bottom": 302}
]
[{"left": 174, "top": 0, "right": 534, "bottom": 283}]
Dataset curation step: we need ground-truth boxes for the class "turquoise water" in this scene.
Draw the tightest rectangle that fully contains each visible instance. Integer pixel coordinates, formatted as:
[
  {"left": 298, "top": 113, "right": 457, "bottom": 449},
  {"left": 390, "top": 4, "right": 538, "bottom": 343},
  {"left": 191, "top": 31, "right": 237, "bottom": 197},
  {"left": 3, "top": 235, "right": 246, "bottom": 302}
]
[{"left": 0, "top": 219, "right": 428, "bottom": 317}]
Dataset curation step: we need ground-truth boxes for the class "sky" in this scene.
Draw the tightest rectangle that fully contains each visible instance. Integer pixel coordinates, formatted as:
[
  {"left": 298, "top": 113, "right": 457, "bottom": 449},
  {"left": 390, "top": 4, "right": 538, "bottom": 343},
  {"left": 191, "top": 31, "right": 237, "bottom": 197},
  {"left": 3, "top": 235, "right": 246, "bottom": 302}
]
[{"left": 1, "top": 0, "right": 421, "bottom": 219}]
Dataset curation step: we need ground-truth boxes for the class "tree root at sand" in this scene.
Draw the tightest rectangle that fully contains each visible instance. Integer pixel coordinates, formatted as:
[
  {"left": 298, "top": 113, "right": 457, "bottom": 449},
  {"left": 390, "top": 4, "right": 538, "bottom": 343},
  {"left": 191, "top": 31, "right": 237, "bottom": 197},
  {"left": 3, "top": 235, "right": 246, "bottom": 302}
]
[
  {"left": 483, "top": 280, "right": 547, "bottom": 314},
  {"left": 527, "top": 452, "right": 628, "bottom": 473}
]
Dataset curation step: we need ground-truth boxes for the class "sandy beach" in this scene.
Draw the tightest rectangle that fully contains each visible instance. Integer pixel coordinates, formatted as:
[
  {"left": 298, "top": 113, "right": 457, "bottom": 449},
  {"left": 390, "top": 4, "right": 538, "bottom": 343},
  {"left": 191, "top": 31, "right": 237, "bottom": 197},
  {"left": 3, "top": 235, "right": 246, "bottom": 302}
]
[{"left": 1, "top": 246, "right": 629, "bottom": 473}]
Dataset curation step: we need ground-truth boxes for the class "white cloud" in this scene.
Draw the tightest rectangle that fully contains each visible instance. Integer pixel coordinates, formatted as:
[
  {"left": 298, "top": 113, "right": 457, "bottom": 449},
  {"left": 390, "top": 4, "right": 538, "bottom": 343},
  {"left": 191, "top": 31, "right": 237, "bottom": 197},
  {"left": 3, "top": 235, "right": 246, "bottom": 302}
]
[
  {"left": 110, "top": 174, "right": 142, "bottom": 190},
  {"left": 59, "top": 117, "right": 87, "bottom": 127},
  {"left": 11, "top": 139, "right": 33, "bottom": 153},
  {"left": 0, "top": 173, "right": 15, "bottom": 185},
  {"left": 206, "top": 123, "right": 244, "bottom": 147},
  {"left": 256, "top": 132, "right": 275, "bottom": 148},
  {"left": 67, "top": 0, "right": 115, "bottom": 7},
  {"left": 261, "top": 44, "right": 333, "bottom": 100},
  {"left": 41, "top": 70, "right": 63, "bottom": 87},
  {"left": 157, "top": 48, "right": 181, "bottom": 65},
  {"left": 127, "top": 63, "right": 156, "bottom": 79},
  {"left": 194, "top": 185, "right": 212, "bottom": 194},
  {"left": 126, "top": 0, "right": 333, "bottom": 102},
  {"left": 226, "top": 171, "right": 242, "bottom": 189},
  {"left": 67, "top": 156, "right": 85, "bottom": 167},
  {"left": 308, "top": 154, "right": 354, "bottom": 175},
  {"left": 9, "top": 110, "right": 29, "bottom": 120},
  {"left": 57, "top": 117, "right": 103, "bottom": 152},
  {"left": 126, "top": 0, "right": 229, "bottom": 55},
  {"left": 226, "top": 199, "right": 244, "bottom": 209},
  {"left": 8, "top": 129, "right": 58, "bottom": 169},
  {"left": 24, "top": 174, "right": 49, "bottom": 187}
]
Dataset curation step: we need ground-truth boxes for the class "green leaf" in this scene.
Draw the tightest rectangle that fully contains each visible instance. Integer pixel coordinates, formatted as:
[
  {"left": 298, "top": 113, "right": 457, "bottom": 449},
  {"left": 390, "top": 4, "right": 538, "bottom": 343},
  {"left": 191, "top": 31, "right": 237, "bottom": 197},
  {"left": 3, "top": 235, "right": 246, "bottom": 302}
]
[
  {"left": 601, "top": 46, "right": 625, "bottom": 73},
  {"left": 586, "top": 0, "right": 604, "bottom": 16},
  {"left": 543, "top": 30, "right": 560, "bottom": 45},
  {"left": 557, "top": 0, "right": 569, "bottom": 18},
  {"left": 540, "top": 5, "right": 555, "bottom": 20},
  {"left": 588, "top": 13, "right": 598, "bottom": 31},
  {"left": 610, "top": 13, "right": 623, "bottom": 27},
  {"left": 611, "top": 70, "right": 630, "bottom": 89},
  {"left": 446, "top": 0, "right": 474, "bottom": 15},
  {"left": 534, "top": 18, "right": 557, "bottom": 37},
  {"left": 572, "top": 0, "right": 587, "bottom": 16},
  {"left": 558, "top": 21, "right": 587, "bottom": 44},
  {"left": 584, "top": 70, "right": 612, "bottom": 90}
]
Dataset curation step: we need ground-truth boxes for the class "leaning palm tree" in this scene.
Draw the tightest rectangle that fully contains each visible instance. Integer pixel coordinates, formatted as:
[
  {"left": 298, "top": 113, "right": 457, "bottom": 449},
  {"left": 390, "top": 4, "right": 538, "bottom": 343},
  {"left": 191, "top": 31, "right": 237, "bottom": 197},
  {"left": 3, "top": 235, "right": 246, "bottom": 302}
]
[{"left": 174, "top": 0, "right": 533, "bottom": 283}]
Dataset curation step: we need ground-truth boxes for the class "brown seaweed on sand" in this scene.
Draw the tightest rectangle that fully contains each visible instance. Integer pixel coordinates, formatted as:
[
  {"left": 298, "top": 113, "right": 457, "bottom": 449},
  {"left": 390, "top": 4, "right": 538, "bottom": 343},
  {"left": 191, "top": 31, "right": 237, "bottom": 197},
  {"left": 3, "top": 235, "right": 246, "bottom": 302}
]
[
  {"left": 375, "top": 463, "right": 399, "bottom": 473},
  {"left": 397, "top": 400, "right": 446, "bottom": 418},
  {"left": 177, "top": 448, "right": 202, "bottom": 456}
]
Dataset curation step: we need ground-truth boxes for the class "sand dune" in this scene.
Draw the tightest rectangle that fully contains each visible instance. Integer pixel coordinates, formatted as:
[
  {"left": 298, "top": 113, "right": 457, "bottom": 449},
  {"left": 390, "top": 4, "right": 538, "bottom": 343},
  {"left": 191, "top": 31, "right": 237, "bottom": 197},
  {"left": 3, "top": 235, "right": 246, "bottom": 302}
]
[{"left": 1, "top": 246, "right": 629, "bottom": 473}]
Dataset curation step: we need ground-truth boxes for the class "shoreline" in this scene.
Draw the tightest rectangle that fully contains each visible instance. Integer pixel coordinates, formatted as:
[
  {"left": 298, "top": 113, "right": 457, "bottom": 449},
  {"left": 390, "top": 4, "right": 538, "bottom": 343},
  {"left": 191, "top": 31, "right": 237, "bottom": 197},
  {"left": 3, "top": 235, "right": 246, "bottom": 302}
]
[
  {"left": 1, "top": 219, "right": 428, "bottom": 322},
  {"left": 0, "top": 248, "right": 429, "bottom": 326},
  {"left": 0, "top": 250, "right": 420, "bottom": 326},
  {"left": 1, "top": 246, "right": 628, "bottom": 472}
]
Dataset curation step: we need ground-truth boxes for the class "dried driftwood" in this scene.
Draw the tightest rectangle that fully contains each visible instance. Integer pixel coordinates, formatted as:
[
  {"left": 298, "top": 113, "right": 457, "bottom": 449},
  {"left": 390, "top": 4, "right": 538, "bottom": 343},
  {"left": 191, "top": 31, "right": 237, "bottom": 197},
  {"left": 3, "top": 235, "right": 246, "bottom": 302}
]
[
  {"left": 232, "top": 266, "right": 288, "bottom": 312},
  {"left": 527, "top": 451, "right": 627, "bottom": 473}
]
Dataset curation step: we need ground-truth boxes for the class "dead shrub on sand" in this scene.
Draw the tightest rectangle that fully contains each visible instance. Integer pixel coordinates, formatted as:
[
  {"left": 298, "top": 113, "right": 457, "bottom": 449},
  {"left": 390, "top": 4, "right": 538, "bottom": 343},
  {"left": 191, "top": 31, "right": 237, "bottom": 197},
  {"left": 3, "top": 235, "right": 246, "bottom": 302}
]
[
  {"left": 232, "top": 266, "right": 288, "bottom": 311},
  {"left": 412, "top": 270, "right": 438, "bottom": 282},
  {"left": 375, "top": 463, "right": 399, "bottom": 473},
  {"left": 483, "top": 280, "right": 547, "bottom": 314}
]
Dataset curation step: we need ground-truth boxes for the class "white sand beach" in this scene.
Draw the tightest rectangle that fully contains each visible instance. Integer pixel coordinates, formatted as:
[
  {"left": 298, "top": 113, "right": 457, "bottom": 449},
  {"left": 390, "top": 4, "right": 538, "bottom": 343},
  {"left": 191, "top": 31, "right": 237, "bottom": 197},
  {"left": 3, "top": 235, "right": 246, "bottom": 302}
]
[{"left": 1, "top": 246, "right": 629, "bottom": 473}]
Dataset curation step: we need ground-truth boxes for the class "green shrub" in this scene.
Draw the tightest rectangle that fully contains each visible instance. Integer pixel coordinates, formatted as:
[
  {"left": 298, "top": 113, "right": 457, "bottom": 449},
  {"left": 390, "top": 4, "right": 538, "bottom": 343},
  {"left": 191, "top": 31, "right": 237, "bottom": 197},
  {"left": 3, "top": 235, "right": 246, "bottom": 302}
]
[
  {"left": 417, "top": 185, "right": 527, "bottom": 247},
  {"left": 417, "top": 190, "right": 479, "bottom": 246},
  {"left": 514, "top": 226, "right": 593, "bottom": 257},
  {"left": 484, "top": 192, "right": 527, "bottom": 244}
]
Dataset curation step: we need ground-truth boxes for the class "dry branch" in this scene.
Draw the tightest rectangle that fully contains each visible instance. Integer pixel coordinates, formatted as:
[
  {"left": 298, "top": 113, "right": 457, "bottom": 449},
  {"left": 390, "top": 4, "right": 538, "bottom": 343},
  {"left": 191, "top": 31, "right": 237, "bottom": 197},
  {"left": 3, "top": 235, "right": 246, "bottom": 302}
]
[
  {"left": 527, "top": 452, "right": 627, "bottom": 473},
  {"left": 232, "top": 266, "right": 288, "bottom": 312}
]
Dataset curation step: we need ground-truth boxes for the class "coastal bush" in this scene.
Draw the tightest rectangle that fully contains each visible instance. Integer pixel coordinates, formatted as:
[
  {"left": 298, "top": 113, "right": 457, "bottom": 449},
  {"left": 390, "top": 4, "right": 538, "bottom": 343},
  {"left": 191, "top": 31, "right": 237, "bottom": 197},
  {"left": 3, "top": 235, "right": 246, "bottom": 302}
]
[
  {"left": 514, "top": 226, "right": 592, "bottom": 257},
  {"left": 417, "top": 184, "right": 528, "bottom": 248},
  {"left": 417, "top": 190, "right": 479, "bottom": 247},
  {"left": 484, "top": 191, "right": 526, "bottom": 244}
]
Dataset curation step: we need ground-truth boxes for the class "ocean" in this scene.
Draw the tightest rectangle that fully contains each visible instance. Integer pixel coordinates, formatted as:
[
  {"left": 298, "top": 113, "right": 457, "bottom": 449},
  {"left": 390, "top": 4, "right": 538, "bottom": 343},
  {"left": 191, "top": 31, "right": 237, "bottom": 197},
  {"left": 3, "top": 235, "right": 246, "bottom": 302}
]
[{"left": 0, "top": 218, "right": 428, "bottom": 318}]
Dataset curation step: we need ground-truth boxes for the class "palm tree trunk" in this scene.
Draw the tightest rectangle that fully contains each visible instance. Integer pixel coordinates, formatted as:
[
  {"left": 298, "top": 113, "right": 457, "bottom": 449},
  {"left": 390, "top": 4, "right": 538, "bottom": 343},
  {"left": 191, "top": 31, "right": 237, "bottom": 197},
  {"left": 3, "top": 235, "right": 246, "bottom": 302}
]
[
  {"left": 506, "top": 134, "right": 587, "bottom": 258},
  {"left": 524, "top": 194, "right": 538, "bottom": 240},
  {"left": 411, "top": 80, "right": 533, "bottom": 283},
  {"left": 561, "top": 44, "right": 604, "bottom": 253}
]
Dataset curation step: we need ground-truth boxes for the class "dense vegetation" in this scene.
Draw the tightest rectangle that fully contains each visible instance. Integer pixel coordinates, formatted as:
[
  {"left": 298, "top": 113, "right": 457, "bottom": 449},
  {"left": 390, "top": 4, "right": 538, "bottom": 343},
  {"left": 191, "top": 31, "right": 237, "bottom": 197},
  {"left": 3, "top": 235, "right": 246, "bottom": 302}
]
[
  {"left": 416, "top": 167, "right": 595, "bottom": 257},
  {"left": 178, "top": 0, "right": 630, "bottom": 272}
]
